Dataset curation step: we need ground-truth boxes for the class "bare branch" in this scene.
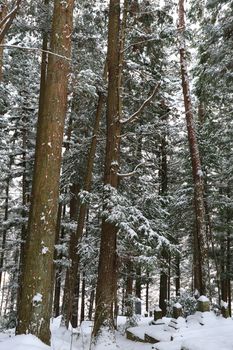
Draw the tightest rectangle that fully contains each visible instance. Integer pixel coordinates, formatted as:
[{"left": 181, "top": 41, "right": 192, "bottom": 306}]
[
  {"left": 123, "top": 37, "right": 159, "bottom": 53},
  {"left": 117, "top": 162, "right": 153, "bottom": 178},
  {"left": 0, "top": 44, "right": 72, "bottom": 61},
  {"left": 0, "top": 0, "right": 22, "bottom": 44},
  {"left": 121, "top": 82, "right": 160, "bottom": 125}
]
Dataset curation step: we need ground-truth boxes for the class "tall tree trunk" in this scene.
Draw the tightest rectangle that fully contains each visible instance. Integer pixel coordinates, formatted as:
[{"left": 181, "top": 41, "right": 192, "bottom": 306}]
[
  {"left": 62, "top": 183, "right": 80, "bottom": 327},
  {"left": 93, "top": 0, "right": 121, "bottom": 338},
  {"left": 0, "top": 2, "right": 7, "bottom": 80},
  {"left": 159, "top": 123, "right": 168, "bottom": 316},
  {"left": 80, "top": 273, "right": 85, "bottom": 323},
  {"left": 135, "top": 265, "right": 141, "bottom": 299},
  {"left": 178, "top": 0, "right": 207, "bottom": 295},
  {"left": 0, "top": 176, "right": 10, "bottom": 288},
  {"left": 88, "top": 289, "right": 95, "bottom": 321},
  {"left": 175, "top": 255, "right": 180, "bottom": 296},
  {"left": 64, "top": 86, "right": 105, "bottom": 327},
  {"left": 16, "top": 0, "right": 74, "bottom": 344}
]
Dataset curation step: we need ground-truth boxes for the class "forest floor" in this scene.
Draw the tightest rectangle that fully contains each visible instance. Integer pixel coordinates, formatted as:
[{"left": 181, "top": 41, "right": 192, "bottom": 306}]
[{"left": 0, "top": 313, "right": 233, "bottom": 350}]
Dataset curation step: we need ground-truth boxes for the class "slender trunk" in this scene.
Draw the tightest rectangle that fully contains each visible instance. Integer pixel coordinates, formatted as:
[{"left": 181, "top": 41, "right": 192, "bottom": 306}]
[
  {"left": 63, "top": 183, "right": 80, "bottom": 327},
  {"left": 53, "top": 203, "right": 63, "bottom": 317},
  {"left": 93, "top": 0, "right": 121, "bottom": 336},
  {"left": 64, "top": 88, "right": 105, "bottom": 326},
  {"left": 125, "top": 261, "right": 133, "bottom": 316},
  {"left": 80, "top": 273, "right": 85, "bottom": 323},
  {"left": 145, "top": 272, "right": 149, "bottom": 312},
  {"left": 175, "top": 255, "right": 180, "bottom": 296},
  {"left": 159, "top": 119, "right": 168, "bottom": 316},
  {"left": 16, "top": 0, "right": 74, "bottom": 344},
  {"left": 88, "top": 289, "right": 95, "bottom": 321},
  {"left": 135, "top": 265, "right": 141, "bottom": 299},
  {"left": 178, "top": 0, "right": 207, "bottom": 295},
  {"left": 0, "top": 178, "right": 9, "bottom": 287},
  {"left": 0, "top": 3, "right": 7, "bottom": 80}
]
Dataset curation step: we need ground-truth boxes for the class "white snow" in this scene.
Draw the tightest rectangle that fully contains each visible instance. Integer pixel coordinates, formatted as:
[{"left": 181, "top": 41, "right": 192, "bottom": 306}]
[
  {"left": 32, "top": 293, "right": 43, "bottom": 304},
  {"left": 197, "top": 295, "right": 209, "bottom": 302},
  {"left": 1, "top": 314, "right": 233, "bottom": 350},
  {"left": 173, "top": 303, "right": 182, "bottom": 309}
]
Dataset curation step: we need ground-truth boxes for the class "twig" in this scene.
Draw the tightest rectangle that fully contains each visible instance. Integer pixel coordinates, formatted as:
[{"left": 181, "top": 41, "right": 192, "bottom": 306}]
[
  {"left": 117, "top": 162, "right": 153, "bottom": 178},
  {"left": 0, "top": 44, "right": 72, "bottom": 61},
  {"left": 121, "top": 82, "right": 160, "bottom": 125}
]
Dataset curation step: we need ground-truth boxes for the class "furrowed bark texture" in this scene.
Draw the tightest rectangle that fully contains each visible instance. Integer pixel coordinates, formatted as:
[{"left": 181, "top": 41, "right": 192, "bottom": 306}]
[
  {"left": 16, "top": 0, "right": 74, "bottom": 344},
  {"left": 178, "top": 0, "right": 207, "bottom": 295},
  {"left": 93, "top": 0, "right": 121, "bottom": 337}
]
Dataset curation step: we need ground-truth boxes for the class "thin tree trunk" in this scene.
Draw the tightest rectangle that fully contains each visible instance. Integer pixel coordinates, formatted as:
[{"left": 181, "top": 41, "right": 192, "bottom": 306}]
[
  {"left": 53, "top": 203, "right": 64, "bottom": 317},
  {"left": 0, "top": 178, "right": 9, "bottom": 288},
  {"left": 175, "top": 255, "right": 180, "bottom": 296},
  {"left": 0, "top": 3, "right": 7, "bottom": 80},
  {"left": 93, "top": 0, "right": 121, "bottom": 337},
  {"left": 88, "top": 289, "right": 95, "bottom": 321},
  {"left": 80, "top": 273, "right": 85, "bottom": 323},
  {"left": 16, "top": 0, "right": 74, "bottom": 344},
  {"left": 64, "top": 87, "right": 106, "bottom": 327},
  {"left": 178, "top": 0, "right": 207, "bottom": 295},
  {"left": 62, "top": 183, "right": 80, "bottom": 327},
  {"left": 159, "top": 118, "right": 168, "bottom": 316},
  {"left": 135, "top": 265, "right": 141, "bottom": 299}
]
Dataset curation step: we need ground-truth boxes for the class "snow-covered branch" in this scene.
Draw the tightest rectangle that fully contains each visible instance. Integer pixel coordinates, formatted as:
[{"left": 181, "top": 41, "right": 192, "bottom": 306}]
[
  {"left": 117, "top": 162, "right": 152, "bottom": 178},
  {"left": 121, "top": 82, "right": 160, "bottom": 125}
]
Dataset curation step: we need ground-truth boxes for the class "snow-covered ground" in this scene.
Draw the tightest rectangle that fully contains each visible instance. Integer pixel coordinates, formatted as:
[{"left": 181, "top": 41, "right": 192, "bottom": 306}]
[{"left": 0, "top": 313, "right": 233, "bottom": 350}]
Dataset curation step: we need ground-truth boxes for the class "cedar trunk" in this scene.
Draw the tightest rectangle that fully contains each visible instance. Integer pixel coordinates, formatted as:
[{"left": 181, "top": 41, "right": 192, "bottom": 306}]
[
  {"left": 93, "top": 0, "right": 121, "bottom": 337},
  {"left": 178, "top": 0, "right": 207, "bottom": 295},
  {"left": 16, "top": 0, "right": 74, "bottom": 344}
]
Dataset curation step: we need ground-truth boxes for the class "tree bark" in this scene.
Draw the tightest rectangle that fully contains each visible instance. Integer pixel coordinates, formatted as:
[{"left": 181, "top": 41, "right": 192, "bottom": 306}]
[
  {"left": 16, "top": 0, "right": 74, "bottom": 344},
  {"left": 178, "top": 0, "right": 207, "bottom": 295},
  {"left": 0, "top": 2, "right": 7, "bottom": 80},
  {"left": 93, "top": 0, "right": 121, "bottom": 337}
]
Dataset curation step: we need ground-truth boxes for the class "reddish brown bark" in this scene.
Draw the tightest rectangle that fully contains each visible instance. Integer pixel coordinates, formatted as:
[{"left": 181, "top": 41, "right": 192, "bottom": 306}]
[
  {"left": 16, "top": 0, "right": 74, "bottom": 344},
  {"left": 178, "top": 0, "right": 207, "bottom": 295},
  {"left": 93, "top": 0, "right": 121, "bottom": 337}
]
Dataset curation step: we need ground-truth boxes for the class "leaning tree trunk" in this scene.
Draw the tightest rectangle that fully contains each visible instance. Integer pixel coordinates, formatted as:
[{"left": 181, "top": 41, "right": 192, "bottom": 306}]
[
  {"left": 178, "top": 0, "right": 207, "bottom": 296},
  {"left": 63, "top": 86, "right": 105, "bottom": 328},
  {"left": 93, "top": 0, "right": 121, "bottom": 339},
  {"left": 16, "top": 0, "right": 74, "bottom": 344}
]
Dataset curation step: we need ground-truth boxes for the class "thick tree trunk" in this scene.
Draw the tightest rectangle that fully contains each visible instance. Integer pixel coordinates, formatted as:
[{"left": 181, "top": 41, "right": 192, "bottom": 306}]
[
  {"left": 93, "top": 0, "right": 121, "bottom": 337},
  {"left": 178, "top": 0, "right": 207, "bottom": 296},
  {"left": 16, "top": 0, "right": 74, "bottom": 344}
]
